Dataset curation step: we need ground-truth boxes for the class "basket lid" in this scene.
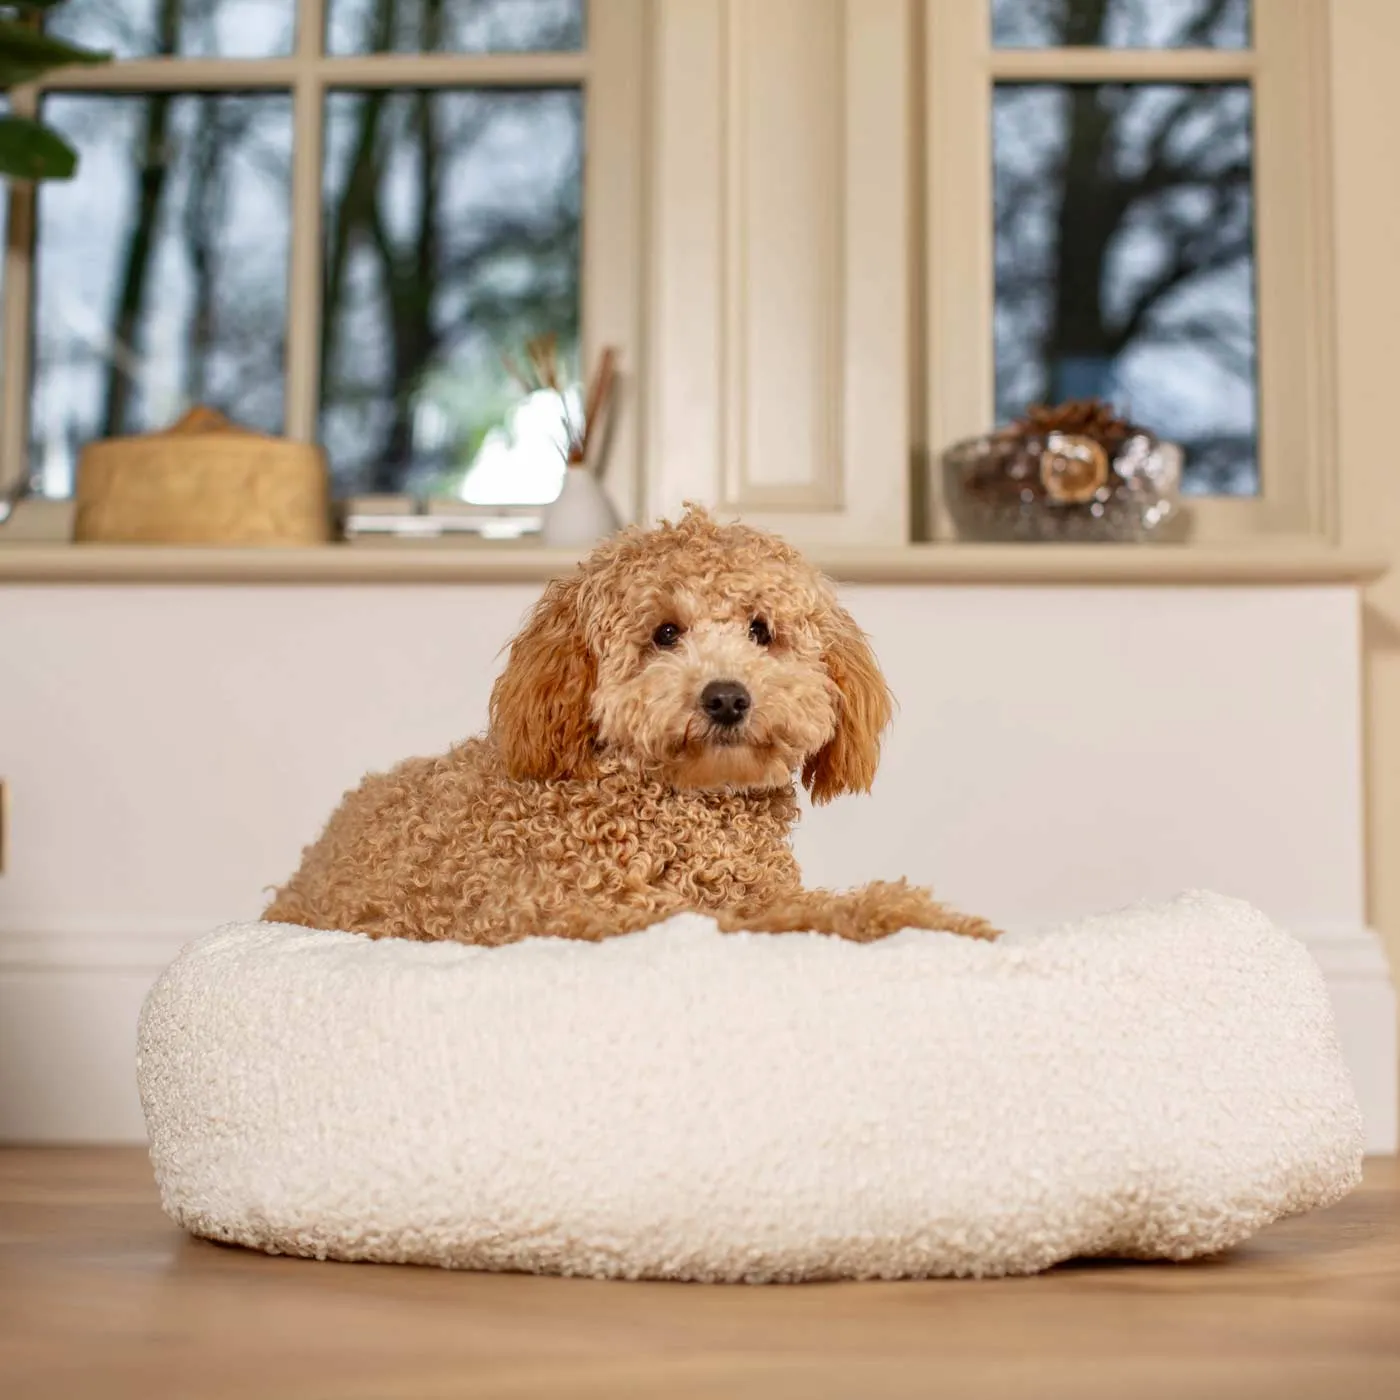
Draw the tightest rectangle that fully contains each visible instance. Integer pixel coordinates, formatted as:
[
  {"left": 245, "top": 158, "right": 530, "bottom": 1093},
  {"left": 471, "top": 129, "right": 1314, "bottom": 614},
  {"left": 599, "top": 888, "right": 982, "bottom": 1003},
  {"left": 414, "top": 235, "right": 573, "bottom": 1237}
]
[
  {"left": 166, "top": 405, "right": 243, "bottom": 436},
  {"left": 86, "top": 404, "right": 274, "bottom": 450}
]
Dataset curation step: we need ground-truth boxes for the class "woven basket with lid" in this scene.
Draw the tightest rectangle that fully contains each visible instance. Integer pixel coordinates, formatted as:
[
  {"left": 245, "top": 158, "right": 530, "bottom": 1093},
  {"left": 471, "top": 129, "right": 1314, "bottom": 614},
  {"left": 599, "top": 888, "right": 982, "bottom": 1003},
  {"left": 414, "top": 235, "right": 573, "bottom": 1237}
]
[{"left": 74, "top": 406, "right": 331, "bottom": 546}]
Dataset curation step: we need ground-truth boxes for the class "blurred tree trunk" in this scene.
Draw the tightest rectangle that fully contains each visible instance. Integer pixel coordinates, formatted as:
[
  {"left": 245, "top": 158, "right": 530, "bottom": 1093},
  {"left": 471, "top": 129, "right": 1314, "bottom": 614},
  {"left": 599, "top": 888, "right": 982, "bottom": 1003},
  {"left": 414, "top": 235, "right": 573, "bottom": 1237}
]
[
  {"left": 374, "top": 0, "right": 445, "bottom": 491},
  {"left": 321, "top": 0, "right": 397, "bottom": 394},
  {"left": 321, "top": 0, "right": 447, "bottom": 492},
  {"left": 1045, "top": 0, "right": 1116, "bottom": 401},
  {"left": 1042, "top": 0, "right": 1245, "bottom": 402},
  {"left": 101, "top": 0, "right": 181, "bottom": 435},
  {"left": 374, "top": 101, "right": 442, "bottom": 487},
  {"left": 182, "top": 98, "right": 224, "bottom": 408},
  {"left": 320, "top": 92, "right": 389, "bottom": 380}
]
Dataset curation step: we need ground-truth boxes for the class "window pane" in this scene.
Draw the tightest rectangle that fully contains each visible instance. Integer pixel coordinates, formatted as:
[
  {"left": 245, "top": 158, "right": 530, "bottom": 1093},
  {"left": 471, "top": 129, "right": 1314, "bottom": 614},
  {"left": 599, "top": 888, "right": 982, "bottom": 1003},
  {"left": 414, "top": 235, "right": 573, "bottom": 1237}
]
[
  {"left": 30, "top": 94, "right": 291, "bottom": 497},
  {"left": 0, "top": 181, "right": 7, "bottom": 391},
  {"left": 993, "top": 83, "right": 1258, "bottom": 496},
  {"left": 327, "top": 0, "right": 584, "bottom": 56},
  {"left": 320, "top": 88, "right": 582, "bottom": 500},
  {"left": 993, "top": 0, "right": 1249, "bottom": 49},
  {"left": 48, "top": 1, "right": 294, "bottom": 59}
]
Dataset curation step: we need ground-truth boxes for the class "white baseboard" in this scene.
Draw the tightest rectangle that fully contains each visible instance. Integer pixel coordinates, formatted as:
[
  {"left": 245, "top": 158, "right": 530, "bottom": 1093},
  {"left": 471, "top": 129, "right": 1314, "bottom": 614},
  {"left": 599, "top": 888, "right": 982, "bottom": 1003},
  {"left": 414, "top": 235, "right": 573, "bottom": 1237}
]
[
  {"left": 1297, "top": 923, "right": 1397, "bottom": 1153},
  {"left": 0, "top": 920, "right": 1395, "bottom": 1150}
]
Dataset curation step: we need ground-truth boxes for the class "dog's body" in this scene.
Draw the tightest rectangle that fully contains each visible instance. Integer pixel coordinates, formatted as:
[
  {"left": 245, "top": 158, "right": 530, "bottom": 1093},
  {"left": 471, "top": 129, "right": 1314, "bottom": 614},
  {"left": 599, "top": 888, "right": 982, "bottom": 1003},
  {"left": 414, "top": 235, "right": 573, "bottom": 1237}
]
[
  {"left": 265, "top": 744, "right": 802, "bottom": 944},
  {"left": 265, "top": 508, "right": 992, "bottom": 944}
]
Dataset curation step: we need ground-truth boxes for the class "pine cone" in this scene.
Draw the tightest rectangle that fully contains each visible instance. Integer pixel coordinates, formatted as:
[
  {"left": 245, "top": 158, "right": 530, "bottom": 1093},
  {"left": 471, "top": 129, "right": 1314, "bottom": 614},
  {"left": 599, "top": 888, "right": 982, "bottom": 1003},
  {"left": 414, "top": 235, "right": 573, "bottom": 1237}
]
[{"left": 1015, "top": 398, "right": 1136, "bottom": 445}]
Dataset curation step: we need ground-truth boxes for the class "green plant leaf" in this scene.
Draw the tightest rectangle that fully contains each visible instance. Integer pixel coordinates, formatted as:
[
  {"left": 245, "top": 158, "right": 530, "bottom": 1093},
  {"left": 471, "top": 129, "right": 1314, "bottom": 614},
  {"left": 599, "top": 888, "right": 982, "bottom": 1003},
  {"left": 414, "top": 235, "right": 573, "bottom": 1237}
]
[
  {"left": 0, "top": 112, "right": 77, "bottom": 179},
  {"left": 0, "top": 19, "right": 110, "bottom": 89}
]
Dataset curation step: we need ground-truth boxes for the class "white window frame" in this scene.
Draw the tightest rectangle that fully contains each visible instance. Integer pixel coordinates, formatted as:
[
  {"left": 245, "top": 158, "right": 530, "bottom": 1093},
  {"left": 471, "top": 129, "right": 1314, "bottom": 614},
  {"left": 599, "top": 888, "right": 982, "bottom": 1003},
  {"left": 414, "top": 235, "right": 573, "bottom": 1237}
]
[
  {"left": 0, "top": 0, "right": 648, "bottom": 525},
  {"left": 924, "top": 0, "right": 1337, "bottom": 543}
]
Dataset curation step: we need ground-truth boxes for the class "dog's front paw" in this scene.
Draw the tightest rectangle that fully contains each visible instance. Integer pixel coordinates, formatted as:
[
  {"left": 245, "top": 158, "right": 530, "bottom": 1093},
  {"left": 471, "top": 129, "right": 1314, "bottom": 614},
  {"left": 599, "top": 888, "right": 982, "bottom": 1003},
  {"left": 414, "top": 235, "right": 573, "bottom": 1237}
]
[
  {"left": 829, "top": 880, "right": 998, "bottom": 941},
  {"left": 719, "top": 881, "right": 998, "bottom": 942},
  {"left": 892, "top": 886, "right": 999, "bottom": 940}
]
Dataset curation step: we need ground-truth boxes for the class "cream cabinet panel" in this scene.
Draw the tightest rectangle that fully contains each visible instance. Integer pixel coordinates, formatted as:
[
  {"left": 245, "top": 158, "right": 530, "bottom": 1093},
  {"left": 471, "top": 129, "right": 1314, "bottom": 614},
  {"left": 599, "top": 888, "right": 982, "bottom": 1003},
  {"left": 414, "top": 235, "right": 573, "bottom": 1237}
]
[{"left": 648, "top": 0, "right": 911, "bottom": 544}]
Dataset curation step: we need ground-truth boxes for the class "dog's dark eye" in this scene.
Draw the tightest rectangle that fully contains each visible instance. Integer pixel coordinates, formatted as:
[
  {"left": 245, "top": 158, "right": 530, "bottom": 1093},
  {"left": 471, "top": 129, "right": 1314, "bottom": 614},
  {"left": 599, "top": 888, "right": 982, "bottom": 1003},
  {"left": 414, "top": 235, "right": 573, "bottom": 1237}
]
[
  {"left": 748, "top": 617, "right": 773, "bottom": 647},
  {"left": 652, "top": 622, "right": 683, "bottom": 649}
]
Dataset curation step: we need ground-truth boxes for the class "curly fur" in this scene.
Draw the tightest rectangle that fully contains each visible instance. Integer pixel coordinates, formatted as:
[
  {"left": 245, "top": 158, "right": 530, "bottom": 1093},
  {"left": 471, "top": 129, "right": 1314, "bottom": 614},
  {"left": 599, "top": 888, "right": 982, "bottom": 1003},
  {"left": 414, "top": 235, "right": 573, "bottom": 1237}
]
[{"left": 265, "top": 506, "right": 994, "bottom": 944}]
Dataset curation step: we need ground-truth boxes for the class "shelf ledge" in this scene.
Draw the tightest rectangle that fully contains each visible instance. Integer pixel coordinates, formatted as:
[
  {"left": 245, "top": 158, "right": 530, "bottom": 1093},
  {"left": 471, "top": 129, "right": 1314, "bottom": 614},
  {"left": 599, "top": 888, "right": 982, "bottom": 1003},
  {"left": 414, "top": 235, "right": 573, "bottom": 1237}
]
[{"left": 0, "top": 541, "right": 1386, "bottom": 587}]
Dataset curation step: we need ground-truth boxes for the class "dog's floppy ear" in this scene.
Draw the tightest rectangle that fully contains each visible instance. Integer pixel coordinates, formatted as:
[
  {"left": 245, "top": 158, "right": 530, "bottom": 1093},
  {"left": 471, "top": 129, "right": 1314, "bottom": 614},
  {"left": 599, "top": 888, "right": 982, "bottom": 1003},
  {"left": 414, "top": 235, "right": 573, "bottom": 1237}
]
[
  {"left": 802, "top": 604, "right": 893, "bottom": 805},
  {"left": 490, "top": 576, "right": 596, "bottom": 781}
]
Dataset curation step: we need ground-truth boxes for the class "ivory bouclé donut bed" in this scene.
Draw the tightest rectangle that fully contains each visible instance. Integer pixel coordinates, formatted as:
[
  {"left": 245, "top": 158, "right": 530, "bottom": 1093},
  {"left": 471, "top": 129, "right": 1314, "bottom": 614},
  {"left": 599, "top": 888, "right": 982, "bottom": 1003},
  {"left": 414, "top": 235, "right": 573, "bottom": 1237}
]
[{"left": 137, "top": 890, "right": 1363, "bottom": 1282}]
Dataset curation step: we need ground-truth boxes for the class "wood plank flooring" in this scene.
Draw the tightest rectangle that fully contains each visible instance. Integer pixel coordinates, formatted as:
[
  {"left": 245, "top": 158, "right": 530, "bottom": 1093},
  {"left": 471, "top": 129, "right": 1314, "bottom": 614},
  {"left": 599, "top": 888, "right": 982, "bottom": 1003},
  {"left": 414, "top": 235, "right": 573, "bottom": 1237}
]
[{"left": 1, "top": 1149, "right": 1397, "bottom": 1399}]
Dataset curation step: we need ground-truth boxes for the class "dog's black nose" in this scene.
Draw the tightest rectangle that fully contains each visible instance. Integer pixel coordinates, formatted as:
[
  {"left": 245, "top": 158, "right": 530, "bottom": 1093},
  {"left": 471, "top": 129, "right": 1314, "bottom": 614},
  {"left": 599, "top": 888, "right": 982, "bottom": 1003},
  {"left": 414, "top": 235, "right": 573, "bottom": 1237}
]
[{"left": 700, "top": 679, "right": 751, "bottom": 728}]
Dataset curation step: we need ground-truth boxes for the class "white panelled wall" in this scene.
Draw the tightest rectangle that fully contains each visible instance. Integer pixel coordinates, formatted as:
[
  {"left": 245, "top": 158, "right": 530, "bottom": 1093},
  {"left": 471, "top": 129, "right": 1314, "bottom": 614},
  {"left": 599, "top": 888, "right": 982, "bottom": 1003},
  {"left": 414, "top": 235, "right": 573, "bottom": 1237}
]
[
  {"left": 1, "top": 0, "right": 1397, "bottom": 1154},
  {"left": 0, "top": 581, "right": 1393, "bottom": 1149}
]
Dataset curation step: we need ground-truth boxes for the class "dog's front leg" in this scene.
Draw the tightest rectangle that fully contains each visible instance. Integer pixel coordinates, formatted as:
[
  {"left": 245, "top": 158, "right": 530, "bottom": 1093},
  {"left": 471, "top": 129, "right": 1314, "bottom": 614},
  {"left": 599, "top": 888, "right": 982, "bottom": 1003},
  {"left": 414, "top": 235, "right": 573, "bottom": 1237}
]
[{"left": 719, "top": 880, "right": 997, "bottom": 942}]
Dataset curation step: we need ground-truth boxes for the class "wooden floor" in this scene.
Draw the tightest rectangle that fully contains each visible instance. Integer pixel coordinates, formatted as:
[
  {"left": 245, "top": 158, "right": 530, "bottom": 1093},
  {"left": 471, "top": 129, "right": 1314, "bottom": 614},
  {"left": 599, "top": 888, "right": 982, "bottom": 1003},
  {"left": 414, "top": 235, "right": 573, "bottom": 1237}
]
[{"left": 1, "top": 1150, "right": 1397, "bottom": 1400}]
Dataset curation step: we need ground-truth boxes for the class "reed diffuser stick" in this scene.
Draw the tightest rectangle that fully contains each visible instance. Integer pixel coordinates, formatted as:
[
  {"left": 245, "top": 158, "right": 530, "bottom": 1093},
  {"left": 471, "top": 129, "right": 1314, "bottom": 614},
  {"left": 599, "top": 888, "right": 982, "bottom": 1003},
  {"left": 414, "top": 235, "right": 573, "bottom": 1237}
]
[
  {"left": 504, "top": 336, "right": 619, "bottom": 479},
  {"left": 576, "top": 346, "right": 618, "bottom": 476}
]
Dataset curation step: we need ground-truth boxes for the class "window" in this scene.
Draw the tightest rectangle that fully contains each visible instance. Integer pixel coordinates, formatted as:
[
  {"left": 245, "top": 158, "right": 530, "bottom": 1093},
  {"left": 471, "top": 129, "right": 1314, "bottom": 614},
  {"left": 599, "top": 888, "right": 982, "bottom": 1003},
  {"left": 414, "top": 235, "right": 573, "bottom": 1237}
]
[
  {"left": 926, "top": 0, "right": 1334, "bottom": 540},
  {"left": 1, "top": 0, "right": 643, "bottom": 520}
]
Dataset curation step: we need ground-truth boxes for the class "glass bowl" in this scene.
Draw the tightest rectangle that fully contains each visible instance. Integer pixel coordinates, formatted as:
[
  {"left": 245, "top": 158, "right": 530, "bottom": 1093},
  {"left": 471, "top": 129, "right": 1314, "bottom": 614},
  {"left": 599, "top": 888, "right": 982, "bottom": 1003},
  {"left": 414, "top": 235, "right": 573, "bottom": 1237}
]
[{"left": 941, "top": 427, "right": 1185, "bottom": 544}]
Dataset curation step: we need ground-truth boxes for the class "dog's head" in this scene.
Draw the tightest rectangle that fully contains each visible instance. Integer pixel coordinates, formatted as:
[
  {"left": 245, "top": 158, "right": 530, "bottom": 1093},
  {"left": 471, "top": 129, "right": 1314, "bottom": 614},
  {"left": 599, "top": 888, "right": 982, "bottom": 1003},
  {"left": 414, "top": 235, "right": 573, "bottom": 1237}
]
[{"left": 489, "top": 505, "right": 891, "bottom": 802}]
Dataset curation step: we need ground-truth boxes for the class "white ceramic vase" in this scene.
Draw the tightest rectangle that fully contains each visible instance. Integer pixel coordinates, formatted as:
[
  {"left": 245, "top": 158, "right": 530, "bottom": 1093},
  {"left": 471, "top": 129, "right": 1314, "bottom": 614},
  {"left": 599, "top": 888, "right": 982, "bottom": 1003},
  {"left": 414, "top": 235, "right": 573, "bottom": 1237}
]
[{"left": 542, "top": 467, "right": 620, "bottom": 548}]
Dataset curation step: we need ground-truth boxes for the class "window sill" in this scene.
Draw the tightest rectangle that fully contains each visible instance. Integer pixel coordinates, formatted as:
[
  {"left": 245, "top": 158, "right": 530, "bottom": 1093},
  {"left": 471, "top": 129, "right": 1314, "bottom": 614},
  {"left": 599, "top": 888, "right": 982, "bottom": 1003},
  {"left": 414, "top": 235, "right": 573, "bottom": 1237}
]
[{"left": 0, "top": 540, "right": 1386, "bottom": 586}]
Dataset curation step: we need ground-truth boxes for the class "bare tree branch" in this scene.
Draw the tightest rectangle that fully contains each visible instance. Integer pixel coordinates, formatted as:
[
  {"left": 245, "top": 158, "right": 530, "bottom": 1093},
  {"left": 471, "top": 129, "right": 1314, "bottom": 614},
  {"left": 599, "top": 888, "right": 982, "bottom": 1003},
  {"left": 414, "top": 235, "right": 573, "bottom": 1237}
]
[
  {"left": 1179, "top": 0, "right": 1241, "bottom": 47},
  {"left": 1150, "top": 314, "right": 1255, "bottom": 381},
  {"left": 1110, "top": 231, "right": 1253, "bottom": 350}
]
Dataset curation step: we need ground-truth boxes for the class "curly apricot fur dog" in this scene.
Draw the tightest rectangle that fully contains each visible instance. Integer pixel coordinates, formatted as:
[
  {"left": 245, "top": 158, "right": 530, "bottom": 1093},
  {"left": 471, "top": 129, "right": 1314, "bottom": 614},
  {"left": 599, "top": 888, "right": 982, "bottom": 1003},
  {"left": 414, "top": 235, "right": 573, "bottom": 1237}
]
[{"left": 264, "top": 507, "right": 993, "bottom": 945}]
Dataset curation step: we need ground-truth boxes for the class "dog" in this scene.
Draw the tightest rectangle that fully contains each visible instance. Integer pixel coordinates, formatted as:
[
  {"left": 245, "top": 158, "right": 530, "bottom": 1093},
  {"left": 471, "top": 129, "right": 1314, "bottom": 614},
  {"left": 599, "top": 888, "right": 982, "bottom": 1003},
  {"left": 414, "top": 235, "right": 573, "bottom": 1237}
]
[{"left": 264, "top": 506, "right": 993, "bottom": 945}]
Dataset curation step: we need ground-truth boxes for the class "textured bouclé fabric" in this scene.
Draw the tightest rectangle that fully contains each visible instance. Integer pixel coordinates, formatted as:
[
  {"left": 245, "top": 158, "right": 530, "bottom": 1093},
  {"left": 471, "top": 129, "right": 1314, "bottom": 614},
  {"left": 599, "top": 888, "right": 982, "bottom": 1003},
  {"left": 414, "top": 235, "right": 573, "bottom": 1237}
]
[{"left": 138, "top": 890, "right": 1363, "bottom": 1281}]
